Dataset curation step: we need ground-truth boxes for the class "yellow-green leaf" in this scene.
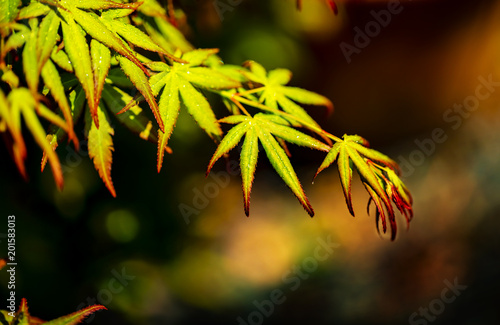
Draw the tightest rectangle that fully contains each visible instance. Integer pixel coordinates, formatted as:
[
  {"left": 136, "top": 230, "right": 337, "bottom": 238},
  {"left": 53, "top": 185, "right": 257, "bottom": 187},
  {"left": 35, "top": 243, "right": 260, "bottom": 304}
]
[
  {"left": 17, "top": 1, "right": 49, "bottom": 19},
  {"left": 51, "top": 47, "right": 73, "bottom": 72},
  {"left": 61, "top": 13, "right": 97, "bottom": 126},
  {"left": 71, "top": 0, "right": 141, "bottom": 10},
  {"left": 207, "top": 118, "right": 251, "bottom": 174},
  {"left": 268, "top": 68, "right": 292, "bottom": 86},
  {"left": 183, "top": 67, "right": 241, "bottom": 89},
  {"left": 182, "top": 49, "right": 219, "bottom": 67},
  {"left": 257, "top": 126, "right": 314, "bottom": 216},
  {"left": 337, "top": 145, "right": 353, "bottom": 215},
  {"left": 0, "top": 0, "right": 20, "bottom": 24},
  {"left": 91, "top": 39, "right": 111, "bottom": 111},
  {"left": 240, "top": 125, "right": 259, "bottom": 216},
  {"left": 23, "top": 19, "right": 39, "bottom": 94},
  {"left": 118, "top": 55, "right": 164, "bottom": 132},
  {"left": 156, "top": 73, "right": 180, "bottom": 172},
  {"left": 101, "top": 18, "right": 172, "bottom": 57},
  {"left": 86, "top": 103, "right": 116, "bottom": 197},
  {"left": 37, "top": 10, "right": 60, "bottom": 71},
  {"left": 41, "top": 59, "right": 78, "bottom": 146},
  {"left": 63, "top": 5, "right": 149, "bottom": 76},
  {"left": 280, "top": 86, "right": 333, "bottom": 112},
  {"left": 178, "top": 76, "right": 222, "bottom": 140},
  {"left": 256, "top": 113, "right": 330, "bottom": 152},
  {"left": 10, "top": 88, "right": 64, "bottom": 189}
]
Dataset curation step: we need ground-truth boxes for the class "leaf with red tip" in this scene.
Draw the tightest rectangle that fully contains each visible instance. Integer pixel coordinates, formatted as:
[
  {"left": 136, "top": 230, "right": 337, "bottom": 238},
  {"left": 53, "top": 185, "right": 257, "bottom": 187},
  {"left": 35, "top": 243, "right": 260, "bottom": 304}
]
[
  {"left": 118, "top": 55, "right": 164, "bottom": 132},
  {"left": 240, "top": 125, "right": 259, "bottom": 216},
  {"left": 86, "top": 104, "right": 116, "bottom": 197},
  {"left": 7, "top": 88, "right": 64, "bottom": 189},
  {"left": 257, "top": 125, "right": 314, "bottom": 216},
  {"left": 60, "top": 12, "right": 97, "bottom": 127},
  {"left": 62, "top": 5, "right": 149, "bottom": 76},
  {"left": 207, "top": 116, "right": 251, "bottom": 175},
  {"left": 156, "top": 73, "right": 180, "bottom": 172},
  {"left": 338, "top": 145, "right": 354, "bottom": 216},
  {"left": 207, "top": 114, "right": 323, "bottom": 217},
  {"left": 315, "top": 135, "right": 413, "bottom": 240},
  {"left": 43, "top": 305, "right": 107, "bottom": 325},
  {"left": 177, "top": 76, "right": 222, "bottom": 140},
  {"left": 91, "top": 39, "right": 111, "bottom": 115},
  {"left": 41, "top": 59, "right": 78, "bottom": 147}
]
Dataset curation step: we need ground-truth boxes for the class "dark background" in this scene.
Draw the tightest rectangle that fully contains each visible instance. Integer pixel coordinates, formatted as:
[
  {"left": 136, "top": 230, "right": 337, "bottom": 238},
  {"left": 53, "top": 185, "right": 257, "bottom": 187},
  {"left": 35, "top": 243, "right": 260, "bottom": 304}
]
[{"left": 1, "top": 0, "right": 499, "bottom": 324}]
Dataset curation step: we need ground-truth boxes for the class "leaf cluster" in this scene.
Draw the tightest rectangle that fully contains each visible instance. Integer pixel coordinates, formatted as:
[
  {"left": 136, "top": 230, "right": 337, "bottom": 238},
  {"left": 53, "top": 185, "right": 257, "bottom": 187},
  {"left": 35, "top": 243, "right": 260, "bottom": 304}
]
[{"left": 0, "top": 0, "right": 413, "bottom": 239}]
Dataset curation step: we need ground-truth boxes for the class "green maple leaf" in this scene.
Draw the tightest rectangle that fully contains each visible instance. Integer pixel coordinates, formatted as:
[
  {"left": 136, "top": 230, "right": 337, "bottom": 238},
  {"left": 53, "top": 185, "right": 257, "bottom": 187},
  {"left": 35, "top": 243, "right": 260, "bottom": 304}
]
[
  {"left": 1, "top": 87, "right": 67, "bottom": 189},
  {"left": 315, "top": 135, "right": 413, "bottom": 240},
  {"left": 85, "top": 102, "right": 116, "bottom": 197},
  {"left": 146, "top": 49, "right": 242, "bottom": 172},
  {"left": 207, "top": 113, "right": 331, "bottom": 216},
  {"left": 240, "top": 60, "right": 333, "bottom": 128}
]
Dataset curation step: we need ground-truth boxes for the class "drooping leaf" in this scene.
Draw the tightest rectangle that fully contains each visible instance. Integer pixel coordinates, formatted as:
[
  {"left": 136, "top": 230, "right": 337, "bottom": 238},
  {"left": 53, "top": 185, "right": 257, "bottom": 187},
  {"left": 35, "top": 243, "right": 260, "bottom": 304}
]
[
  {"left": 1, "top": 24, "right": 29, "bottom": 59},
  {"left": 181, "top": 48, "right": 219, "bottom": 67},
  {"left": 8, "top": 88, "right": 64, "bottom": 189},
  {"left": 91, "top": 39, "right": 111, "bottom": 112},
  {"left": 208, "top": 114, "right": 327, "bottom": 217},
  {"left": 41, "top": 86, "right": 86, "bottom": 172},
  {"left": 257, "top": 125, "right": 314, "bottom": 216},
  {"left": 41, "top": 59, "right": 78, "bottom": 147},
  {"left": 60, "top": 12, "right": 97, "bottom": 126},
  {"left": 315, "top": 135, "right": 413, "bottom": 240},
  {"left": 51, "top": 47, "right": 73, "bottom": 72},
  {"left": 22, "top": 18, "right": 39, "bottom": 95},
  {"left": 178, "top": 76, "right": 222, "bottom": 140},
  {"left": 118, "top": 55, "right": 164, "bottom": 132},
  {"left": 37, "top": 10, "right": 60, "bottom": 71},
  {"left": 156, "top": 73, "right": 180, "bottom": 172},
  {"left": 100, "top": 17, "right": 175, "bottom": 58},
  {"left": 86, "top": 103, "right": 116, "bottom": 197},
  {"left": 240, "top": 125, "right": 259, "bottom": 215}
]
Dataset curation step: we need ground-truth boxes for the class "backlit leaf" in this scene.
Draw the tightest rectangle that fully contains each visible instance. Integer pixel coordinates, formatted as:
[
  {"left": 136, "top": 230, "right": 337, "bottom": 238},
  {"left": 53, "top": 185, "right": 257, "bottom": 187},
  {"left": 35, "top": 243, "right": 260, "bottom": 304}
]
[
  {"left": 61, "top": 12, "right": 97, "bottom": 126},
  {"left": 178, "top": 76, "right": 222, "bottom": 140},
  {"left": 37, "top": 10, "right": 60, "bottom": 71},
  {"left": 91, "top": 39, "right": 111, "bottom": 112},
  {"left": 183, "top": 67, "right": 240, "bottom": 89},
  {"left": 86, "top": 104, "right": 116, "bottom": 197},
  {"left": 156, "top": 73, "right": 180, "bottom": 172},
  {"left": 240, "top": 125, "right": 259, "bottom": 216},
  {"left": 118, "top": 55, "right": 164, "bottom": 132},
  {"left": 41, "top": 59, "right": 78, "bottom": 146},
  {"left": 257, "top": 125, "right": 314, "bottom": 216}
]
